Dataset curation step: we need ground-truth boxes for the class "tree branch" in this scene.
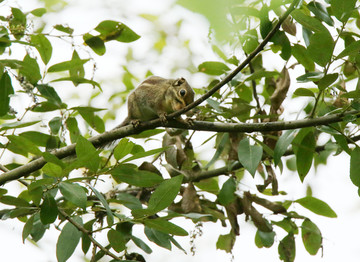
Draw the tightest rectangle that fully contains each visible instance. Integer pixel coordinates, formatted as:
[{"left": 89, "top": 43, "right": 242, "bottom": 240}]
[
  {"left": 0, "top": 109, "right": 358, "bottom": 186},
  {"left": 58, "top": 208, "right": 122, "bottom": 261}
]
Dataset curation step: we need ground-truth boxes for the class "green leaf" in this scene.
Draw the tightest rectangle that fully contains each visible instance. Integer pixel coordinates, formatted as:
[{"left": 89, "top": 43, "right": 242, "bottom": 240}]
[
  {"left": 31, "top": 34, "right": 52, "bottom": 64},
  {"left": 94, "top": 20, "right": 141, "bottom": 43},
  {"left": 83, "top": 34, "right": 106, "bottom": 56},
  {"left": 19, "top": 131, "right": 59, "bottom": 148},
  {"left": 237, "top": 137, "right": 263, "bottom": 177},
  {"left": 107, "top": 229, "right": 126, "bottom": 252},
  {"left": 19, "top": 54, "right": 42, "bottom": 84},
  {"left": 75, "top": 135, "right": 100, "bottom": 172},
  {"left": 110, "top": 164, "right": 163, "bottom": 187},
  {"left": 317, "top": 73, "right": 338, "bottom": 90},
  {"left": 48, "top": 59, "right": 89, "bottom": 72},
  {"left": 59, "top": 182, "right": 87, "bottom": 210},
  {"left": 122, "top": 147, "right": 166, "bottom": 163},
  {"left": 30, "top": 8, "right": 47, "bottom": 17},
  {"left": 53, "top": 24, "right": 74, "bottom": 34},
  {"left": 88, "top": 184, "right": 114, "bottom": 226},
  {"left": 278, "top": 233, "right": 295, "bottom": 262},
  {"left": 113, "top": 138, "right": 134, "bottom": 160},
  {"left": 116, "top": 193, "right": 142, "bottom": 210},
  {"left": 130, "top": 129, "right": 165, "bottom": 139},
  {"left": 133, "top": 175, "right": 183, "bottom": 217},
  {"left": 336, "top": 40, "right": 360, "bottom": 59},
  {"left": 131, "top": 235, "right": 152, "bottom": 254},
  {"left": 291, "top": 44, "right": 315, "bottom": 71},
  {"left": 7, "top": 135, "right": 42, "bottom": 156},
  {"left": 143, "top": 218, "right": 188, "bottom": 236},
  {"left": 198, "top": 61, "right": 230, "bottom": 75},
  {"left": 36, "top": 84, "right": 62, "bottom": 105},
  {"left": 296, "top": 72, "right": 324, "bottom": 82},
  {"left": 308, "top": 31, "right": 334, "bottom": 67},
  {"left": 40, "top": 192, "right": 58, "bottom": 224},
  {"left": 255, "top": 230, "right": 275, "bottom": 248},
  {"left": 296, "top": 196, "right": 337, "bottom": 218},
  {"left": 65, "top": 117, "right": 80, "bottom": 143},
  {"left": 350, "top": 147, "right": 360, "bottom": 187},
  {"left": 73, "top": 106, "right": 105, "bottom": 132},
  {"left": 307, "top": 2, "right": 333, "bottom": 26},
  {"left": 56, "top": 218, "right": 82, "bottom": 262},
  {"left": 245, "top": 70, "right": 279, "bottom": 81},
  {"left": 291, "top": 9, "right": 327, "bottom": 33},
  {"left": 293, "top": 88, "right": 315, "bottom": 97},
  {"left": 216, "top": 233, "right": 235, "bottom": 253},
  {"left": 296, "top": 131, "right": 315, "bottom": 182},
  {"left": 49, "top": 117, "right": 62, "bottom": 134},
  {"left": 274, "top": 130, "right": 298, "bottom": 166},
  {"left": 0, "top": 195, "right": 31, "bottom": 207},
  {"left": 301, "top": 219, "right": 322, "bottom": 255},
  {"left": 22, "top": 214, "right": 35, "bottom": 243},
  {"left": 331, "top": 0, "right": 357, "bottom": 22},
  {"left": 205, "top": 133, "right": 228, "bottom": 168},
  {"left": 217, "top": 177, "right": 236, "bottom": 206},
  {"left": 0, "top": 71, "right": 14, "bottom": 116},
  {"left": 144, "top": 227, "right": 171, "bottom": 250}
]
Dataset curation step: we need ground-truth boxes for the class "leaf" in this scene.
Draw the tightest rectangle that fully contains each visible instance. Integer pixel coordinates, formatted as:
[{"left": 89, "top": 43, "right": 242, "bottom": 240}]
[
  {"left": 94, "top": 20, "right": 141, "bottom": 43},
  {"left": 291, "top": 9, "right": 327, "bottom": 33},
  {"left": 198, "top": 61, "right": 230, "bottom": 75},
  {"left": 308, "top": 31, "right": 334, "bottom": 67},
  {"left": 107, "top": 229, "right": 126, "bottom": 252},
  {"left": 274, "top": 130, "right": 298, "bottom": 166},
  {"left": 296, "top": 131, "right": 315, "bottom": 182},
  {"left": 291, "top": 44, "right": 315, "bottom": 71},
  {"left": 296, "top": 196, "right": 337, "bottom": 218},
  {"left": 73, "top": 106, "right": 105, "bottom": 132},
  {"left": 0, "top": 195, "right": 31, "bottom": 207},
  {"left": 65, "top": 117, "right": 80, "bottom": 143},
  {"left": 307, "top": 2, "right": 333, "bottom": 26},
  {"left": 49, "top": 117, "right": 62, "bottom": 134},
  {"left": 301, "top": 219, "right": 322, "bottom": 255},
  {"left": 278, "top": 233, "right": 295, "bottom": 262},
  {"left": 216, "top": 233, "right": 235, "bottom": 253},
  {"left": 122, "top": 147, "right": 166, "bottom": 163},
  {"left": 19, "top": 54, "right": 41, "bottom": 84},
  {"left": 245, "top": 70, "right": 279, "bottom": 81},
  {"left": 296, "top": 72, "right": 324, "bottom": 83},
  {"left": 30, "top": 8, "right": 47, "bottom": 17},
  {"left": 116, "top": 193, "right": 142, "bottom": 210},
  {"left": 331, "top": 0, "right": 357, "bottom": 22},
  {"left": 130, "top": 129, "right": 165, "bottom": 139},
  {"left": 40, "top": 192, "right": 58, "bottom": 224},
  {"left": 237, "top": 137, "right": 263, "bottom": 177},
  {"left": 133, "top": 175, "right": 183, "bottom": 217},
  {"left": 53, "top": 24, "right": 74, "bottom": 34},
  {"left": 110, "top": 164, "right": 163, "bottom": 187},
  {"left": 217, "top": 177, "right": 236, "bottom": 206},
  {"left": 113, "top": 138, "right": 134, "bottom": 160},
  {"left": 56, "top": 218, "right": 82, "bottom": 262},
  {"left": 143, "top": 218, "right": 188, "bottom": 236},
  {"left": 144, "top": 227, "right": 171, "bottom": 250},
  {"left": 0, "top": 71, "right": 14, "bottom": 116},
  {"left": 255, "top": 230, "right": 275, "bottom": 248},
  {"left": 131, "top": 236, "right": 152, "bottom": 254},
  {"left": 293, "top": 88, "right": 315, "bottom": 97},
  {"left": 205, "top": 133, "right": 228, "bottom": 168},
  {"left": 48, "top": 59, "right": 90, "bottom": 72},
  {"left": 350, "top": 147, "right": 360, "bottom": 187},
  {"left": 336, "top": 40, "right": 360, "bottom": 59},
  {"left": 7, "top": 135, "right": 42, "bottom": 156},
  {"left": 317, "top": 73, "right": 338, "bottom": 90},
  {"left": 88, "top": 184, "right": 114, "bottom": 226},
  {"left": 59, "top": 182, "right": 87, "bottom": 210},
  {"left": 30, "top": 34, "right": 52, "bottom": 64},
  {"left": 36, "top": 84, "right": 62, "bottom": 105},
  {"left": 83, "top": 34, "right": 106, "bottom": 56},
  {"left": 22, "top": 214, "right": 35, "bottom": 243},
  {"left": 75, "top": 135, "right": 100, "bottom": 172}
]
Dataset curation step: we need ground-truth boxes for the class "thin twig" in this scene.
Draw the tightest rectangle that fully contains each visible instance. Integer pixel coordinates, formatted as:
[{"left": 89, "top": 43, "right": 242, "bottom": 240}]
[{"left": 58, "top": 208, "right": 122, "bottom": 261}]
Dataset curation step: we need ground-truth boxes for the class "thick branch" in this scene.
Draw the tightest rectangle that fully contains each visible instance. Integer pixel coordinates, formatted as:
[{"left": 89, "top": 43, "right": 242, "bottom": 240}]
[
  {"left": 58, "top": 208, "right": 122, "bottom": 261},
  {"left": 0, "top": 109, "right": 358, "bottom": 186}
]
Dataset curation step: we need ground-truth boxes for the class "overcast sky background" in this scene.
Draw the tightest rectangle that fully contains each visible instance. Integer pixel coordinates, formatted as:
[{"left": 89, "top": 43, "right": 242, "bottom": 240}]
[{"left": 1, "top": 0, "right": 360, "bottom": 261}]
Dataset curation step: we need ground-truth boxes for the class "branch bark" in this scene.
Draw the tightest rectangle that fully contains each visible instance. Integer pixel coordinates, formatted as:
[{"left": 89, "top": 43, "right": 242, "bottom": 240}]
[{"left": 0, "top": 109, "right": 358, "bottom": 186}]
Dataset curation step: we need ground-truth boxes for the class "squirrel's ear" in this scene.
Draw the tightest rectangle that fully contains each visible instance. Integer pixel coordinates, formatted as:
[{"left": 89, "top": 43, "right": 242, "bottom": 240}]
[{"left": 174, "top": 77, "right": 185, "bottom": 86}]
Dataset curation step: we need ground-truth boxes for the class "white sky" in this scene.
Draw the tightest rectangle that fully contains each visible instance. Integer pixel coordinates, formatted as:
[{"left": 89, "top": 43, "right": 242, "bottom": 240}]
[{"left": 1, "top": 0, "right": 360, "bottom": 261}]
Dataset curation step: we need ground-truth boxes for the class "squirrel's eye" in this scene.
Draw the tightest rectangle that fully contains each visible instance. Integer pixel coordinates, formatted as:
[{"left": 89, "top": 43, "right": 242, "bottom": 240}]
[{"left": 180, "top": 89, "right": 186, "bottom": 97}]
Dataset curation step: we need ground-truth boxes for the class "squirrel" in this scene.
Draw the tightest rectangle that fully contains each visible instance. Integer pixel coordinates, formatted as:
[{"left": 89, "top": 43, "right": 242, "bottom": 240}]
[{"left": 117, "top": 76, "right": 195, "bottom": 128}]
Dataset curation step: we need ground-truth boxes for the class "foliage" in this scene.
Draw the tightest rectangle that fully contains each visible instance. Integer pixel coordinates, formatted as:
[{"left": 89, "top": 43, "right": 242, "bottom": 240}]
[{"left": 0, "top": 0, "right": 360, "bottom": 261}]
